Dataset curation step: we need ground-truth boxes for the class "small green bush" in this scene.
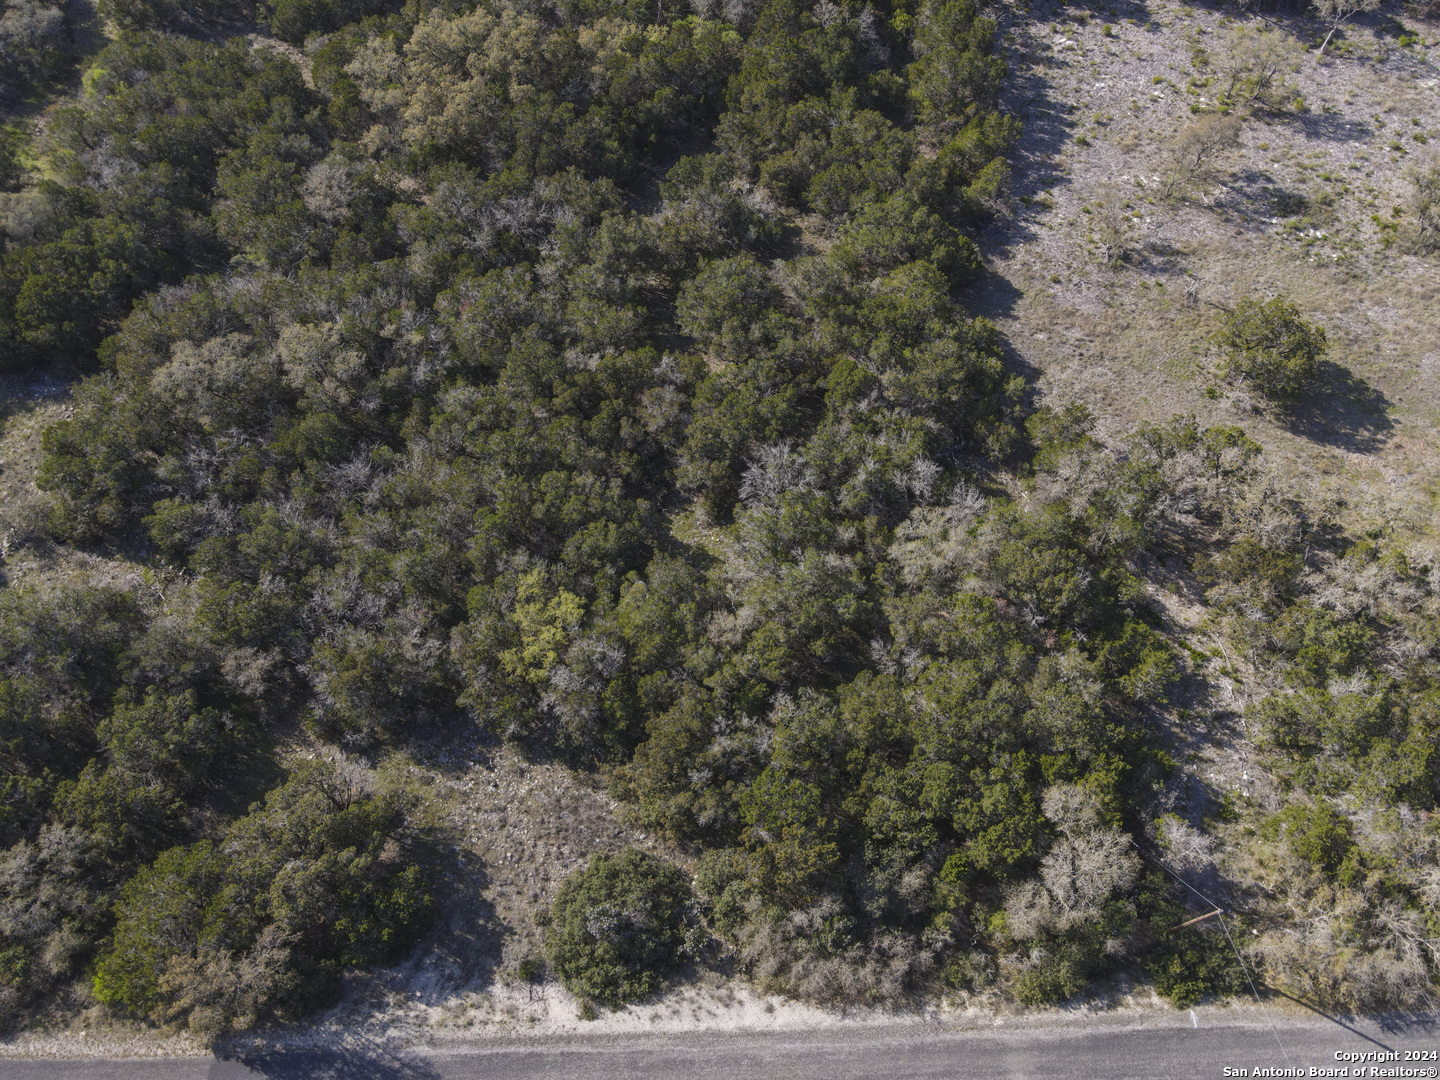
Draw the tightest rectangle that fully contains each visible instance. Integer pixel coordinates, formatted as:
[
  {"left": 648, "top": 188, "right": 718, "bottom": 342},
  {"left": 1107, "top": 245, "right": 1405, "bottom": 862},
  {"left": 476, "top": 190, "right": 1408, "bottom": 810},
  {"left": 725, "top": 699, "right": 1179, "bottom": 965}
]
[
  {"left": 1214, "top": 297, "right": 1327, "bottom": 402},
  {"left": 1013, "top": 954, "right": 1086, "bottom": 1005},
  {"left": 99, "top": 0, "right": 232, "bottom": 29},
  {"left": 1144, "top": 930, "right": 1245, "bottom": 1008},
  {"left": 545, "top": 848, "right": 692, "bottom": 1007},
  {"left": 266, "top": 0, "right": 389, "bottom": 45},
  {"left": 1265, "top": 803, "right": 1353, "bottom": 873},
  {"left": 1136, "top": 872, "right": 1247, "bottom": 1007}
]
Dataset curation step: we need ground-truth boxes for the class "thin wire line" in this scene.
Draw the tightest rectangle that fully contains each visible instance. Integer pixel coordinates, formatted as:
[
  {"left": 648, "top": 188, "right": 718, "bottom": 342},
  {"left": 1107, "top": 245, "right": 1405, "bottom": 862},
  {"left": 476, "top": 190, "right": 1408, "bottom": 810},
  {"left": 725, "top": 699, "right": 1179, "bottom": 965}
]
[
  {"left": 1129, "top": 837, "right": 1291, "bottom": 1064},
  {"left": 1215, "top": 910, "right": 1291, "bottom": 1066},
  {"left": 1133, "top": 835, "right": 1217, "bottom": 908}
]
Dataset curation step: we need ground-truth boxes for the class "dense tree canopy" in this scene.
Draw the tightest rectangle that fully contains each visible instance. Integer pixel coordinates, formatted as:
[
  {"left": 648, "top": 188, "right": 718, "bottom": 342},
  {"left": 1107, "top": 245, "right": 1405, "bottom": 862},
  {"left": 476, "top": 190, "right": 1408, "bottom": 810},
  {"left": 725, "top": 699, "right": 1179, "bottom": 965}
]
[{"left": 0, "top": 0, "right": 1436, "bottom": 1032}]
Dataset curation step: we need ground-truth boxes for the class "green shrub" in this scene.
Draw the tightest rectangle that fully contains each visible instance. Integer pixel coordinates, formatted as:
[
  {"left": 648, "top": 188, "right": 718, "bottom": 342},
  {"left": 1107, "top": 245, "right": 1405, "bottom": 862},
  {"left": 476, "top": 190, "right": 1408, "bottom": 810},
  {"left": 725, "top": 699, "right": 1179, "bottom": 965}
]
[
  {"left": 545, "top": 848, "right": 692, "bottom": 1007},
  {"left": 1214, "top": 297, "right": 1327, "bottom": 402},
  {"left": 0, "top": 125, "right": 25, "bottom": 192},
  {"left": 266, "top": 0, "right": 389, "bottom": 45},
  {"left": 1144, "top": 929, "right": 1245, "bottom": 1008},
  {"left": 98, "top": 0, "right": 232, "bottom": 29},
  {"left": 1136, "top": 872, "right": 1247, "bottom": 1007},
  {"left": 1264, "top": 803, "right": 1353, "bottom": 873},
  {"left": 92, "top": 763, "right": 431, "bottom": 1035},
  {"left": 1013, "top": 953, "right": 1086, "bottom": 1005}
]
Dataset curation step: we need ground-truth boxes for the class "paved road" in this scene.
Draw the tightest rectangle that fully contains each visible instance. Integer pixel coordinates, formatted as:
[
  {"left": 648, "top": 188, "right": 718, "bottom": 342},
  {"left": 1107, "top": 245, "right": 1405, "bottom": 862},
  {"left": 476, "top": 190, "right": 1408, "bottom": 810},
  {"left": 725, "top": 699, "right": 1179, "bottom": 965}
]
[{"left": 1, "top": 1014, "right": 1436, "bottom": 1080}]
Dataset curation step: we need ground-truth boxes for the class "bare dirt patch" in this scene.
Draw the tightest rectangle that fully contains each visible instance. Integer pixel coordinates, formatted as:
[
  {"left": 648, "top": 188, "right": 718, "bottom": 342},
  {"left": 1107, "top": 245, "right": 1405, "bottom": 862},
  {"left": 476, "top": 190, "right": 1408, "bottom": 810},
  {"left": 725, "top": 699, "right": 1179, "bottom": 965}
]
[{"left": 978, "top": 0, "right": 1440, "bottom": 539}]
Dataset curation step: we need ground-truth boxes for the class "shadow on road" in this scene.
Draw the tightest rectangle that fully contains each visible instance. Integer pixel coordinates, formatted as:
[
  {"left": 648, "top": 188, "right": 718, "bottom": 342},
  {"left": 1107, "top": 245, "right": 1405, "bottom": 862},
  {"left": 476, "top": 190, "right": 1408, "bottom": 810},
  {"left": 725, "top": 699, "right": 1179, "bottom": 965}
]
[
  {"left": 215, "top": 1039, "right": 442, "bottom": 1080},
  {"left": 1265, "top": 988, "right": 1400, "bottom": 1054}
]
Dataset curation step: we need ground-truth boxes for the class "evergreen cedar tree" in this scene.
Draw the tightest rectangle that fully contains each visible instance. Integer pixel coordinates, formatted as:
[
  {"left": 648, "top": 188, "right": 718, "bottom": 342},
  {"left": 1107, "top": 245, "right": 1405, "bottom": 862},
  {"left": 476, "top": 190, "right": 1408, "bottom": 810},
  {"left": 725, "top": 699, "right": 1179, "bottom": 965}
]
[{"left": 0, "top": 0, "right": 1434, "bottom": 1030}]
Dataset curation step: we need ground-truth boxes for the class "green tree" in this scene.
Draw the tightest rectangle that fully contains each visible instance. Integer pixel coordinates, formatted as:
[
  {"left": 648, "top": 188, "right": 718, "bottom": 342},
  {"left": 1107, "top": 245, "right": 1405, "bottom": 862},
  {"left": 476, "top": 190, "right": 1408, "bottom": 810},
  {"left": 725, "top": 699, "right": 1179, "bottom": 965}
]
[
  {"left": 546, "top": 847, "right": 693, "bottom": 1006},
  {"left": 93, "top": 762, "right": 431, "bottom": 1035},
  {"left": 1215, "top": 297, "right": 1327, "bottom": 402},
  {"left": 1264, "top": 803, "right": 1353, "bottom": 874},
  {"left": 907, "top": 0, "right": 1006, "bottom": 128}
]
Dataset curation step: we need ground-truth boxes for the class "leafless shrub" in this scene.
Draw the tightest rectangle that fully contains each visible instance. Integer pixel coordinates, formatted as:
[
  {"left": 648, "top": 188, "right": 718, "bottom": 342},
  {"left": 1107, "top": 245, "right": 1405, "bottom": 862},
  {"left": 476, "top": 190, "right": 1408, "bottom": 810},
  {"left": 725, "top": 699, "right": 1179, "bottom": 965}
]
[
  {"left": 1034, "top": 446, "right": 1155, "bottom": 555},
  {"left": 1314, "top": 0, "right": 1380, "bottom": 56},
  {"left": 1304, "top": 544, "right": 1426, "bottom": 622},
  {"left": 739, "top": 441, "right": 815, "bottom": 506},
  {"left": 156, "top": 925, "right": 300, "bottom": 1039},
  {"left": 1417, "top": 866, "right": 1440, "bottom": 914},
  {"left": 1216, "top": 28, "right": 1304, "bottom": 113},
  {"left": 301, "top": 157, "right": 363, "bottom": 224},
  {"left": 541, "top": 634, "right": 626, "bottom": 746},
  {"left": 0, "top": 189, "right": 47, "bottom": 241},
  {"left": 720, "top": 0, "right": 758, "bottom": 26},
  {"left": 1256, "top": 901, "right": 1436, "bottom": 1011},
  {"left": 1092, "top": 182, "right": 1135, "bottom": 265},
  {"left": 0, "top": 483, "right": 55, "bottom": 557},
  {"left": 150, "top": 334, "right": 272, "bottom": 428},
  {"left": 888, "top": 502, "right": 987, "bottom": 590},
  {"left": 900, "top": 456, "right": 942, "bottom": 504},
  {"left": 0, "top": 825, "right": 108, "bottom": 987},
  {"left": 1039, "top": 830, "right": 1140, "bottom": 923},
  {"left": 1042, "top": 783, "right": 1103, "bottom": 838},
  {"left": 1223, "top": 468, "right": 1306, "bottom": 550},
  {"left": 1407, "top": 157, "right": 1440, "bottom": 255},
  {"left": 312, "top": 754, "right": 377, "bottom": 809},
  {"left": 1156, "top": 815, "right": 1215, "bottom": 873},
  {"left": 305, "top": 605, "right": 449, "bottom": 740},
  {"left": 276, "top": 322, "right": 373, "bottom": 410},
  {"left": 1163, "top": 115, "right": 1243, "bottom": 200},
  {"left": 949, "top": 480, "right": 986, "bottom": 514},
  {"left": 735, "top": 896, "right": 942, "bottom": 1003},
  {"left": 1004, "top": 787, "right": 1139, "bottom": 941},
  {"left": 219, "top": 646, "right": 283, "bottom": 698},
  {"left": 1003, "top": 880, "right": 1059, "bottom": 942}
]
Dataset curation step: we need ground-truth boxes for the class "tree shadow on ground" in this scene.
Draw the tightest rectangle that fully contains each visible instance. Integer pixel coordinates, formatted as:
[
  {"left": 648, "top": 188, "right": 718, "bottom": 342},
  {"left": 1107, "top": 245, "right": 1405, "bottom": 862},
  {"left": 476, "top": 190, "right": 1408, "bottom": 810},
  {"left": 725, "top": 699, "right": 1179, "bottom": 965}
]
[
  {"left": 371, "top": 832, "right": 509, "bottom": 1009},
  {"left": 211, "top": 848, "right": 505, "bottom": 1075},
  {"left": 1264, "top": 989, "right": 1398, "bottom": 1051},
  {"left": 1219, "top": 168, "right": 1303, "bottom": 220},
  {"left": 1280, "top": 360, "right": 1393, "bottom": 454},
  {"left": 1289, "top": 107, "right": 1375, "bottom": 144},
  {"left": 974, "top": 0, "right": 1158, "bottom": 267},
  {"left": 1130, "top": 239, "right": 1193, "bottom": 277},
  {"left": 217, "top": 1038, "right": 442, "bottom": 1079}
]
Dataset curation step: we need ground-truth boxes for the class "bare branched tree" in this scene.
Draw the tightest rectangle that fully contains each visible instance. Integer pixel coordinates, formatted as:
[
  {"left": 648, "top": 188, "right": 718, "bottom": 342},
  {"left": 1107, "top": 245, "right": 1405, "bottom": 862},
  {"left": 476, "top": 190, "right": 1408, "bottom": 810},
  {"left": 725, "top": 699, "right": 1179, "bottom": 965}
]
[
  {"left": 1092, "top": 182, "right": 1133, "bottom": 265},
  {"left": 739, "top": 441, "right": 815, "bottom": 506},
  {"left": 1163, "top": 115, "right": 1243, "bottom": 200},
  {"left": 1314, "top": 0, "right": 1380, "bottom": 56},
  {"left": 1217, "top": 27, "right": 1304, "bottom": 112}
]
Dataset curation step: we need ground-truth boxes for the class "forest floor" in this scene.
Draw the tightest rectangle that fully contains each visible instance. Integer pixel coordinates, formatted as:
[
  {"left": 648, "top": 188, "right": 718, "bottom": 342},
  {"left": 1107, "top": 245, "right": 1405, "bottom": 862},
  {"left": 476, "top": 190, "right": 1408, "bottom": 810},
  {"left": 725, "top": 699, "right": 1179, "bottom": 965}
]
[{"left": 2, "top": 0, "right": 1439, "bottom": 1054}]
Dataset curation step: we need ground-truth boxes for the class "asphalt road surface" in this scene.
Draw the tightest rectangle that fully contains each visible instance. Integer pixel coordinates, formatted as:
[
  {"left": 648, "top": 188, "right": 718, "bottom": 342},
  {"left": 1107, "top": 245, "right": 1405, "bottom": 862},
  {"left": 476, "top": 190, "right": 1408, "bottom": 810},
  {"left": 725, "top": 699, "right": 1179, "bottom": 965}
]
[{"left": 1, "top": 1014, "right": 1436, "bottom": 1080}]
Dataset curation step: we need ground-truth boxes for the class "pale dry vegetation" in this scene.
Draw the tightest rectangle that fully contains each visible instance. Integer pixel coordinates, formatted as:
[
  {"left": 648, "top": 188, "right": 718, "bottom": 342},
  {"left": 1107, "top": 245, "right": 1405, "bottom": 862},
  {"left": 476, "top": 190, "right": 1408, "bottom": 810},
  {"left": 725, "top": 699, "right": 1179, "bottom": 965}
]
[{"left": 984, "top": 0, "right": 1440, "bottom": 530}]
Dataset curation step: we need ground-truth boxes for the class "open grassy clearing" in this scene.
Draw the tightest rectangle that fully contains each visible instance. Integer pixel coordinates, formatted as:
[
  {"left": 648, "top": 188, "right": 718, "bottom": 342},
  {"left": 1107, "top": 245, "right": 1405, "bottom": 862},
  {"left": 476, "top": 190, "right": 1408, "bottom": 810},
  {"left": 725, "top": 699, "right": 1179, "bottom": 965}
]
[{"left": 979, "top": 0, "right": 1440, "bottom": 538}]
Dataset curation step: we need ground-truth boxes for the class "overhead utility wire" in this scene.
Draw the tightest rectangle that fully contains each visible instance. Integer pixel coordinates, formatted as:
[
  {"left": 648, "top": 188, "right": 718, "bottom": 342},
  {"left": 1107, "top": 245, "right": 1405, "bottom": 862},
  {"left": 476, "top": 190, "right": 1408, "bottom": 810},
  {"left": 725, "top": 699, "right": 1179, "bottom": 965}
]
[{"left": 1128, "top": 837, "right": 1291, "bottom": 1065}]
